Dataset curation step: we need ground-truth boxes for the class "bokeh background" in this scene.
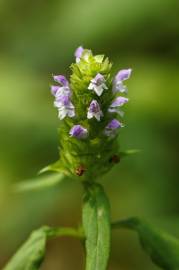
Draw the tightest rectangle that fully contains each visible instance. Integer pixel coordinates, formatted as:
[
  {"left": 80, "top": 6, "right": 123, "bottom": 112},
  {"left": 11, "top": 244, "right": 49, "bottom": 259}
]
[{"left": 0, "top": 0, "right": 179, "bottom": 269}]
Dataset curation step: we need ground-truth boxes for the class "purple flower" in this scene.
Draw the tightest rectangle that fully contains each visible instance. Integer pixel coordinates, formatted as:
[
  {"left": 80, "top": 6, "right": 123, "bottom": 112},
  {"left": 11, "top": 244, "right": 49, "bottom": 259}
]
[
  {"left": 53, "top": 75, "right": 69, "bottom": 86},
  {"left": 106, "top": 119, "right": 122, "bottom": 129},
  {"left": 88, "top": 73, "right": 108, "bottom": 96},
  {"left": 105, "top": 119, "right": 123, "bottom": 136},
  {"left": 75, "top": 46, "right": 84, "bottom": 63},
  {"left": 113, "top": 68, "right": 132, "bottom": 93},
  {"left": 111, "top": 96, "right": 129, "bottom": 107},
  {"left": 116, "top": 69, "right": 132, "bottom": 81},
  {"left": 51, "top": 75, "right": 71, "bottom": 98},
  {"left": 50, "top": 85, "right": 71, "bottom": 97},
  {"left": 108, "top": 96, "right": 128, "bottom": 116},
  {"left": 87, "top": 100, "right": 103, "bottom": 121},
  {"left": 51, "top": 74, "right": 74, "bottom": 120},
  {"left": 69, "top": 125, "right": 88, "bottom": 139},
  {"left": 54, "top": 95, "right": 75, "bottom": 120}
]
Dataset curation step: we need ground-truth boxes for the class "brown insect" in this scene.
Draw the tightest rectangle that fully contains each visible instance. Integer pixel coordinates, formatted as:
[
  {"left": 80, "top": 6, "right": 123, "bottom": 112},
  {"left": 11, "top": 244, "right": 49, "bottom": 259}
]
[
  {"left": 75, "top": 165, "right": 86, "bottom": 176},
  {"left": 109, "top": 155, "right": 120, "bottom": 164}
]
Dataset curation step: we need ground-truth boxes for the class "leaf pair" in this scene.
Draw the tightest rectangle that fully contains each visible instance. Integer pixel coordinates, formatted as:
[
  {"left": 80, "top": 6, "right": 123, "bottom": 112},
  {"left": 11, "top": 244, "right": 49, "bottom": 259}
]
[
  {"left": 12, "top": 148, "right": 139, "bottom": 193},
  {"left": 8, "top": 175, "right": 179, "bottom": 270}
]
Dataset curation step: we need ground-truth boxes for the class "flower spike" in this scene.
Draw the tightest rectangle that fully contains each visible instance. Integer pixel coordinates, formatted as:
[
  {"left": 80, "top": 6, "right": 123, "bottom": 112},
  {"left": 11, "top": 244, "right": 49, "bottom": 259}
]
[{"left": 48, "top": 47, "right": 131, "bottom": 178}]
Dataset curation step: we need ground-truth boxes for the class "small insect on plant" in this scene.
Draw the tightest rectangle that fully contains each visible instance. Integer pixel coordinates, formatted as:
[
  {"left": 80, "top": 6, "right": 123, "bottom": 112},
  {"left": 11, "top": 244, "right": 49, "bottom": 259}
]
[{"left": 4, "top": 47, "right": 179, "bottom": 270}]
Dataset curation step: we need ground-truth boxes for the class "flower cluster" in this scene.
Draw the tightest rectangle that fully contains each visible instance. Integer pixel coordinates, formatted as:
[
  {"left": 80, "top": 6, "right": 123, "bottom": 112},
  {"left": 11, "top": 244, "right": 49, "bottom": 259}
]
[{"left": 49, "top": 47, "right": 132, "bottom": 178}]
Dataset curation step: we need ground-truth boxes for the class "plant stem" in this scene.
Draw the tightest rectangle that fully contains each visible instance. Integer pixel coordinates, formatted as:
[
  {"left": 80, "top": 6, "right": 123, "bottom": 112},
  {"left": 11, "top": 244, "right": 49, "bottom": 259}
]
[{"left": 47, "top": 226, "right": 85, "bottom": 240}]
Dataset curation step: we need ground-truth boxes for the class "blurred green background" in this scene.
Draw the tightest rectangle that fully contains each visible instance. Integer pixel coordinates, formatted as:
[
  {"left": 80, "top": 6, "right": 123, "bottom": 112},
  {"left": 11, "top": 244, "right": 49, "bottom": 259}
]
[{"left": 0, "top": 0, "right": 179, "bottom": 269}]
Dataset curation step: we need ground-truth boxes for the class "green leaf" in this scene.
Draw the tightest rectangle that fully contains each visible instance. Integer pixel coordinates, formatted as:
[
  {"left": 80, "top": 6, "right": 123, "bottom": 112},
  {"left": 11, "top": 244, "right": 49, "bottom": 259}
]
[
  {"left": 112, "top": 217, "right": 179, "bottom": 270},
  {"left": 3, "top": 226, "right": 84, "bottom": 270},
  {"left": 3, "top": 226, "right": 49, "bottom": 270},
  {"left": 13, "top": 173, "right": 65, "bottom": 192},
  {"left": 82, "top": 183, "right": 111, "bottom": 270},
  {"left": 38, "top": 160, "right": 64, "bottom": 174},
  {"left": 119, "top": 149, "right": 141, "bottom": 158}
]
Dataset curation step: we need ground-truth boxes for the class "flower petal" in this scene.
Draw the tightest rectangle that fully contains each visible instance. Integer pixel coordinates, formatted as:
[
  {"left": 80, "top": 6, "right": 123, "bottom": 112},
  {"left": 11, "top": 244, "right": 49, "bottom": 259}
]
[
  {"left": 75, "top": 46, "right": 84, "bottom": 59},
  {"left": 115, "top": 69, "right": 132, "bottom": 81},
  {"left": 51, "top": 85, "right": 60, "bottom": 96},
  {"left": 111, "top": 97, "right": 129, "bottom": 107},
  {"left": 53, "top": 75, "right": 69, "bottom": 86}
]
